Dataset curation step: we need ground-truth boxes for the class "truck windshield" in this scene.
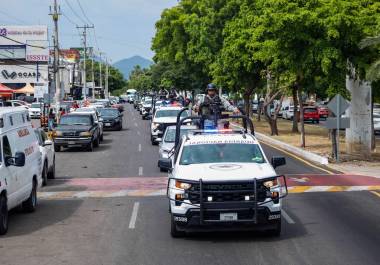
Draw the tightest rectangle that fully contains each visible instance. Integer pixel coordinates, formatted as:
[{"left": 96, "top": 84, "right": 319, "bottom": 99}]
[
  {"left": 180, "top": 143, "right": 265, "bottom": 165},
  {"left": 60, "top": 115, "right": 91, "bottom": 126}
]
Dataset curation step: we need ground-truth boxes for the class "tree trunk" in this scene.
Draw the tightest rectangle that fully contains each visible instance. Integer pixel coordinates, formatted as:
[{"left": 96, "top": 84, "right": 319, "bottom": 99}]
[
  {"left": 345, "top": 73, "right": 372, "bottom": 158},
  {"left": 257, "top": 99, "right": 262, "bottom": 122},
  {"left": 298, "top": 86, "right": 305, "bottom": 148},
  {"left": 243, "top": 89, "right": 254, "bottom": 118},
  {"left": 292, "top": 86, "right": 299, "bottom": 133}
]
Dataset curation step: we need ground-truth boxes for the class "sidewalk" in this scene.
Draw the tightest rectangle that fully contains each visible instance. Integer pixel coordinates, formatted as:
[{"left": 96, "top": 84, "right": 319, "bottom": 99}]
[{"left": 328, "top": 161, "right": 380, "bottom": 178}]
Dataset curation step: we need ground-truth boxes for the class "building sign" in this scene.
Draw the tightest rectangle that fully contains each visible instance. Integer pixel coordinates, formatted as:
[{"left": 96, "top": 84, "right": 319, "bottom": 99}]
[
  {"left": 0, "top": 25, "right": 48, "bottom": 46},
  {"left": 0, "top": 64, "right": 48, "bottom": 83},
  {"left": 50, "top": 49, "right": 80, "bottom": 63},
  {"left": 26, "top": 40, "right": 49, "bottom": 62},
  {"left": 70, "top": 47, "right": 93, "bottom": 59},
  {"left": 0, "top": 45, "right": 25, "bottom": 59},
  {"left": 34, "top": 83, "right": 48, "bottom": 99}
]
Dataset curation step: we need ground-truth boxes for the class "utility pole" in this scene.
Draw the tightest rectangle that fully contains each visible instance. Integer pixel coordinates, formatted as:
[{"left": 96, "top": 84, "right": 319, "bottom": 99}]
[
  {"left": 77, "top": 24, "right": 94, "bottom": 101},
  {"left": 98, "top": 51, "right": 103, "bottom": 97},
  {"left": 91, "top": 56, "right": 95, "bottom": 99},
  {"left": 49, "top": 0, "right": 61, "bottom": 111},
  {"left": 105, "top": 57, "right": 109, "bottom": 98}
]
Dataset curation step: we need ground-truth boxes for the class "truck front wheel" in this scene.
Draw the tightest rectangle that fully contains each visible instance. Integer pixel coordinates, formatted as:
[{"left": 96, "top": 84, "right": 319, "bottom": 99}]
[
  {"left": 171, "top": 215, "right": 185, "bottom": 238},
  {"left": 267, "top": 219, "right": 281, "bottom": 237}
]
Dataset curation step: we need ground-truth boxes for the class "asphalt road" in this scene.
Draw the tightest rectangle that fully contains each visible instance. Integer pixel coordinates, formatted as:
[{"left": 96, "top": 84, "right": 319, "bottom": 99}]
[{"left": 0, "top": 104, "right": 379, "bottom": 265}]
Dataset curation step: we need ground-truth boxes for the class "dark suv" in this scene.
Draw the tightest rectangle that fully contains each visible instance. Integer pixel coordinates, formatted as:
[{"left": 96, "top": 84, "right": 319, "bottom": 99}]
[
  {"left": 98, "top": 108, "right": 123, "bottom": 131},
  {"left": 53, "top": 113, "right": 101, "bottom": 152}
]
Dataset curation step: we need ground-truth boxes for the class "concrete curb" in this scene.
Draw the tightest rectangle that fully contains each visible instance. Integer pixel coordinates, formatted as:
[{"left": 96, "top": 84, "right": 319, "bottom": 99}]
[
  {"left": 230, "top": 122, "right": 329, "bottom": 165},
  {"left": 255, "top": 132, "right": 329, "bottom": 165}
]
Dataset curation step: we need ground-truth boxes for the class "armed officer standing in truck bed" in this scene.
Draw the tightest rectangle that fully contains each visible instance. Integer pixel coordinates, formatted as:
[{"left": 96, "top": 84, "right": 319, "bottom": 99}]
[{"left": 197, "top": 83, "right": 239, "bottom": 115}]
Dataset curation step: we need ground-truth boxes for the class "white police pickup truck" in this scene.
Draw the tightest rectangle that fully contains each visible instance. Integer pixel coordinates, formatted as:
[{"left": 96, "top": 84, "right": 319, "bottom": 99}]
[{"left": 159, "top": 130, "right": 287, "bottom": 237}]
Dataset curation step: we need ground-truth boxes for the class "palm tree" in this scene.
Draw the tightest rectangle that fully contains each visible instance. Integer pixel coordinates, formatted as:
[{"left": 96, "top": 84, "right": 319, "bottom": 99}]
[{"left": 359, "top": 36, "right": 380, "bottom": 81}]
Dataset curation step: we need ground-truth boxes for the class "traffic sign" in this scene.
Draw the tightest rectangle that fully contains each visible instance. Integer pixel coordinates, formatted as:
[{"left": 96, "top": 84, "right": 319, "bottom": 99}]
[
  {"left": 327, "top": 94, "right": 350, "bottom": 116},
  {"left": 325, "top": 117, "right": 350, "bottom": 129}
]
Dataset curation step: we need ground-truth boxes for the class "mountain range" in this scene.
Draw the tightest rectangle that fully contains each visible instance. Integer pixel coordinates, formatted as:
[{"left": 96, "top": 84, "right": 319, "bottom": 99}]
[{"left": 113, "top": 56, "right": 153, "bottom": 80}]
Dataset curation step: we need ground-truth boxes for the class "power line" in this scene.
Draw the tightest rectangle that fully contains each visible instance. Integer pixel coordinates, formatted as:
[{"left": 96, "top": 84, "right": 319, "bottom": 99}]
[
  {"left": 0, "top": 35, "right": 47, "bottom": 49},
  {"left": 76, "top": 0, "right": 93, "bottom": 25},
  {"left": 0, "top": 10, "right": 30, "bottom": 25},
  {"left": 61, "top": 11, "right": 78, "bottom": 26},
  {"left": 64, "top": 0, "right": 87, "bottom": 25}
]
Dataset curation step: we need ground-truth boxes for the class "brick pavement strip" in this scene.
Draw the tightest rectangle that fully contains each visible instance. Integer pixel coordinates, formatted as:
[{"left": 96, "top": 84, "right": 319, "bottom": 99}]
[{"left": 37, "top": 175, "right": 380, "bottom": 199}]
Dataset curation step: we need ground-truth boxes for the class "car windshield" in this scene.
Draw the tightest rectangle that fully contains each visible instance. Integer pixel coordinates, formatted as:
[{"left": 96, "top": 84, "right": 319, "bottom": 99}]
[
  {"left": 31, "top": 103, "right": 42, "bottom": 108},
  {"left": 99, "top": 109, "right": 119, "bottom": 117},
  {"left": 156, "top": 110, "right": 188, "bottom": 118},
  {"left": 60, "top": 115, "right": 91, "bottom": 126},
  {"left": 180, "top": 143, "right": 265, "bottom": 165},
  {"left": 164, "top": 128, "right": 194, "bottom": 143}
]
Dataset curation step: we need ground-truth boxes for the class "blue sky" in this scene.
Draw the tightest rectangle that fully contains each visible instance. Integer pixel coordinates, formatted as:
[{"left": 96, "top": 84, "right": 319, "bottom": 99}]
[{"left": 0, "top": 0, "right": 178, "bottom": 63}]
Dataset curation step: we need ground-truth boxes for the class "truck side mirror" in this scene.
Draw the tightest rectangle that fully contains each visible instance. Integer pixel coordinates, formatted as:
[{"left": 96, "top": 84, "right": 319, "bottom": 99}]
[
  {"left": 271, "top": 156, "right": 286, "bottom": 169},
  {"left": 6, "top": 152, "right": 26, "bottom": 167},
  {"left": 158, "top": 159, "right": 172, "bottom": 171}
]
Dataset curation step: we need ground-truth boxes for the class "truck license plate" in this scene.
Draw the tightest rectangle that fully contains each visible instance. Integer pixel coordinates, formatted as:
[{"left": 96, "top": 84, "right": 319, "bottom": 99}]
[
  {"left": 105, "top": 123, "right": 111, "bottom": 126},
  {"left": 220, "top": 213, "right": 238, "bottom": 221},
  {"left": 68, "top": 141, "right": 76, "bottom": 145}
]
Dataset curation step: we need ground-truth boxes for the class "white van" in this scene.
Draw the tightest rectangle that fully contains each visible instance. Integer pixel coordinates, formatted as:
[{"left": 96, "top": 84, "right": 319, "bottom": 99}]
[{"left": 0, "top": 108, "right": 42, "bottom": 235}]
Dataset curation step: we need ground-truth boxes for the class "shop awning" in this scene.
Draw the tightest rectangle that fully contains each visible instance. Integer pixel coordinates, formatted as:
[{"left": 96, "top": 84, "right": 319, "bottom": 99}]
[
  {"left": 0, "top": 84, "right": 14, "bottom": 97},
  {"left": 13, "top": 83, "right": 34, "bottom": 94}
]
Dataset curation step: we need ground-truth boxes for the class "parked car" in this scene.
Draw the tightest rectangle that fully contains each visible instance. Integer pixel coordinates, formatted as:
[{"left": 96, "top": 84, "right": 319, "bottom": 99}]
[
  {"left": 34, "top": 128, "right": 55, "bottom": 185},
  {"left": 98, "top": 108, "right": 123, "bottom": 131},
  {"left": 303, "top": 107, "right": 320, "bottom": 123},
  {"left": 28, "top": 102, "right": 43, "bottom": 119},
  {"left": 52, "top": 113, "right": 102, "bottom": 152},
  {"left": 374, "top": 113, "right": 380, "bottom": 134},
  {"left": 318, "top": 106, "right": 329, "bottom": 120},
  {"left": 252, "top": 100, "right": 259, "bottom": 113},
  {"left": 0, "top": 108, "right": 41, "bottom": 235},
  {"left": 283, "top": 106, "right": 295, "bottom": 120}
]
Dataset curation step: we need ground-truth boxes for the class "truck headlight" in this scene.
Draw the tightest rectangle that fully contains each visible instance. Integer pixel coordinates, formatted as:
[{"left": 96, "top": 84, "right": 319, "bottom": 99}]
[
  {"left": 152, "top": 123, "right": 159, "bottom": 130},
  {"left": 175, "top": 181, "right": 192, "bottom": 190},
  {"left": 53, "top": 131, "right": 63, "bottom": 137},
  {"left": 263, "top": 179, "right": 278, "bottom": 188},
  {"left": 80, "top": 131, "right": 92, "bottom": 137}
]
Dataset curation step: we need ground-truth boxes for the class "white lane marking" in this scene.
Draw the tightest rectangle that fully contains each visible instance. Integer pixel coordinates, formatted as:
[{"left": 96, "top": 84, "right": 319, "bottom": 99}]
[
  {"left": 137, "top": 131, "right": 141, "bottom": 136},
  {"left": 134, "top": 122, "right": 138, "bottom": 127},
  {"left": 138, "top": 144, "right": 142, "bottom": 152},
  {"left": 128, "top": 202, "right": 140, "bottom": 229},
  {"left": 282, "top": 209, "right": 295, "bottom": 224},
  {"left": 138, "top": 167, "right": 143, "bottom": 176}
]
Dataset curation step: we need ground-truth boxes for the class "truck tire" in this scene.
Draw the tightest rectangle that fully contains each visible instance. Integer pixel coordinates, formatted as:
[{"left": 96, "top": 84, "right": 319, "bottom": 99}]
[
  {"left": 171, "top": 215, "right": 185, "bottom": 238},
  {"left": 48, "top": 156, "right": 56, "bottom": 179},
  {"left": 0, "top": 194, "right": 8, "bottom": 235},
  {"left": 267, "top": 219, "right": 281, "bottom": 237},
  {"left": 23, "top": 179, "right": 37, "bottom": 213},
  {"left": 94, "top": 136, "right": 100, "bottom": 147},
  {"left": 42, "top": 162, "right": 48, "bottom": 186},
  {"left": 87, "top": 140, "right": 94, "bottom": 152}
]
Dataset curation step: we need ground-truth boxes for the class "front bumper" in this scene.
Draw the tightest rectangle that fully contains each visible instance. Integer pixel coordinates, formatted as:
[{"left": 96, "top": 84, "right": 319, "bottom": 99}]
[
  {"left": 103, "top": 120, "right": 121, "bottom": 130},
  {"left": 169, "top": 177, "right": 287, "bottom": 232},
  {"left": 54, "top": 137, "right": 92, "bottom": 147},
  {"left": 172, "top": 207, "right": 281, "bottom": 232}
]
